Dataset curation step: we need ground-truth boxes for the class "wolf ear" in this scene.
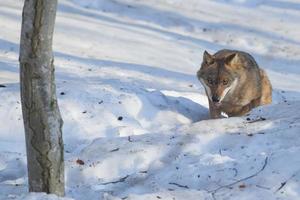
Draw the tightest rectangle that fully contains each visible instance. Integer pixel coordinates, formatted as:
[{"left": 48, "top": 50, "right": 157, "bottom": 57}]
[
  {"left": 203, "top": 50, "right": 214, "bottom": 65},
  {"left": 225, "top": 53, "right": 242, "bottom": 67}
]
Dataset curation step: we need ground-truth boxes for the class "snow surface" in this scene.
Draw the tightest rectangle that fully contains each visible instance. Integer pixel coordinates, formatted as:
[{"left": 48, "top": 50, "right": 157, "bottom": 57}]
[{"left": 0, "top": 0, "right": 300, "bottom": 199}]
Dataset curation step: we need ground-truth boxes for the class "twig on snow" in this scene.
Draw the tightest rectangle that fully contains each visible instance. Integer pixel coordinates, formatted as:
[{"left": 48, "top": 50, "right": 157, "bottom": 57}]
[
  {"left": 275, "top": 169, "right": 300, "bottom": 193},
  {"left": 109, "top": 148, "right": 119, "bottom": 152},
  {"left": 208, "top": 156, "right": 268, "bottom": 195},
  {"left": 247, "top": 117, "right": 266, "bottom": 123},
  {"left": 101, "top": 175, "right": 129, "bottom": 185},
  {"left": 256, "top": 184, "right": 271, "bottom": 190},
  {"left": 128, "top": 136, "right": 133, "bottom": 142},
  {"left": 169, "top": 182, "right": 189, "bottom": 189},
  {"left": 229, "top": 168, "right": 238, "bottom": 177}
]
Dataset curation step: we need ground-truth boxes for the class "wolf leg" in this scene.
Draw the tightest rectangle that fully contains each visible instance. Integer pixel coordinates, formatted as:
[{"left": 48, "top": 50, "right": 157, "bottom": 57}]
[{"left": 208, "top": 100, "right": 222, "bottom": 119}]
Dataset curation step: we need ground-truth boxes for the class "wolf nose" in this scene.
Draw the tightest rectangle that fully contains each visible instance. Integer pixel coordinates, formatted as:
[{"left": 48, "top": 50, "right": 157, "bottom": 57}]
[{"left": 212, "top": 96, "right": 220, "bottom": 103}]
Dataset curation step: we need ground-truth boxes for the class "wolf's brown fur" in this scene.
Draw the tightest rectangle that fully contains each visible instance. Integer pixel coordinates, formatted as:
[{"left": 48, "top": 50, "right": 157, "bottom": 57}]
[{"left": 197, "top": 49, "right": 272, "bottom": 119}]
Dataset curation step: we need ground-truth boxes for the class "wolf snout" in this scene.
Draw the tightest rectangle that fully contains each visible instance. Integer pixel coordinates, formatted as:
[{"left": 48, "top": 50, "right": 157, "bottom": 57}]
[{"left": 212, "top": 96, "right": 220, "bottom": 103}]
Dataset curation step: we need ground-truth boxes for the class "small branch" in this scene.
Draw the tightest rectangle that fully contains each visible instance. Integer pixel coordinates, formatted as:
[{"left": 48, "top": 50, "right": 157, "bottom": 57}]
[
  {"left": 208, "top": 156, "right": 268, "bottom": 194},
  {"left": 247, "top": 117, "right": 266, "bottom": 123},
  {"left": 229, "top": 168, "right": 238, "bottom": 177},
  {"left": 101, "top": 175, "right": 129, "bottom": 185},
  {"left": 256, "top": 184, "right": 271, "bottom": 190},
  {"left": 275, "top": 170, "right": 300, "bottom": 193},
  {"left": 109, "top": 148, "right": 119, "bottom": 152},
  {"left": 275, "top": 182, "right": 286, "bottom": 192},
  {"left": 169, "top": 182, "right": 189, "bottom": 189}
]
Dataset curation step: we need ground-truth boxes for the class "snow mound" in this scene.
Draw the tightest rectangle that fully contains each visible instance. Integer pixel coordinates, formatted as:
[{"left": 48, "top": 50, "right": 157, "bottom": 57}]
[{"left": 65, "top": 102, "right": 300, "bottom": 199}]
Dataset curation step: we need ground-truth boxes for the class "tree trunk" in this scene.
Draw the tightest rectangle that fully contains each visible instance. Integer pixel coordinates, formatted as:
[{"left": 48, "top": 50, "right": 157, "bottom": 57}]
[{"left": 19, "top": 0, "right": 64, "bottom": 196}]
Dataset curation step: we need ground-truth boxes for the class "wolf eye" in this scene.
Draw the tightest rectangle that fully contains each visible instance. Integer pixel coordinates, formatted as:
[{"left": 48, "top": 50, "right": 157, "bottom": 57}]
[
  {"left": 207, "top": 79, "right": 213, "bottom": 85},
  {"left": 206, "top": 60, "right": 214, "bottom": 65},
  {"left": 222, "top": 79, "right": 229, "bottom": 85}
]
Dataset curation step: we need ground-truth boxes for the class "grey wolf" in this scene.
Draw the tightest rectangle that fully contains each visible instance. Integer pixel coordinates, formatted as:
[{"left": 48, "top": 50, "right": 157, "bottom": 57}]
[{"left": 197, "top": 49, "right": 272, "bottom": 119}]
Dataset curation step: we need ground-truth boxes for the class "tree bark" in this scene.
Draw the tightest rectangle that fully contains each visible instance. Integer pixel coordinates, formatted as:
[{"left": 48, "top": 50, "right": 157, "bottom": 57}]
[{"left": 19, "top": 0, "right": 64, "bottom": 196}]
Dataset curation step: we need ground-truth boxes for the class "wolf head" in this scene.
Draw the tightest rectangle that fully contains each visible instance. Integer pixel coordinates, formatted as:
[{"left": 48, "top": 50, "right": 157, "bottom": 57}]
[{"left": 197, "top": 50, "right": 242, "bottom": 105}]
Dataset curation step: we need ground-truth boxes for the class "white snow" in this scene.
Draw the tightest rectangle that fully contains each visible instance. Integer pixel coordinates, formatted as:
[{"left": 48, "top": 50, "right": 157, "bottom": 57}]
[{"left": 0, "top": 0, "right": 300, "bottom": 199}]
